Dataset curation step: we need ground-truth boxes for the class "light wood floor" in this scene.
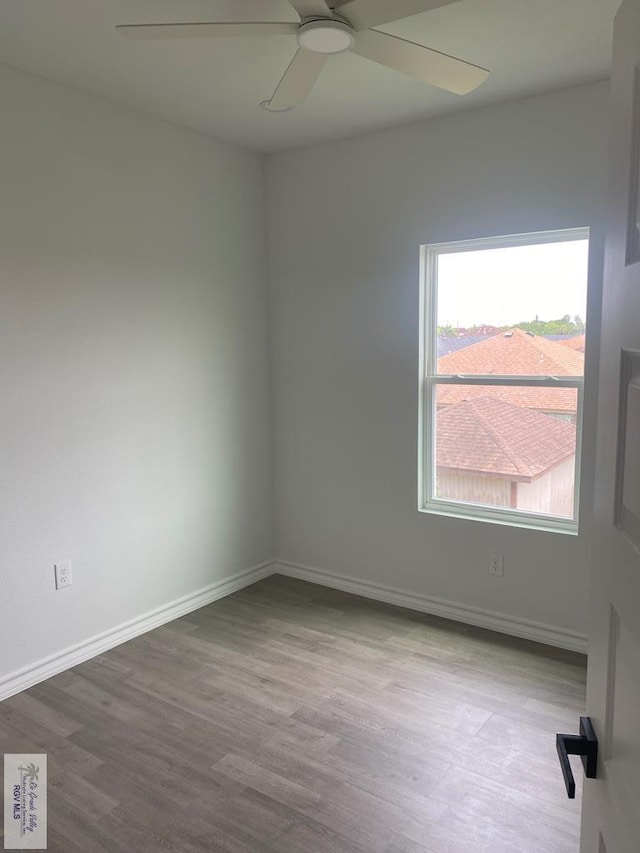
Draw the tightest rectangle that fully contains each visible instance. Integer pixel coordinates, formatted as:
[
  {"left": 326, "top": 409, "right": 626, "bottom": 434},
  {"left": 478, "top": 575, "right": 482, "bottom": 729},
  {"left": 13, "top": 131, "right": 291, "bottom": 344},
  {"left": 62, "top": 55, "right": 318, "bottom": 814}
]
[{"left": 0, "top": 575, "right": 586, "bottom": 853}]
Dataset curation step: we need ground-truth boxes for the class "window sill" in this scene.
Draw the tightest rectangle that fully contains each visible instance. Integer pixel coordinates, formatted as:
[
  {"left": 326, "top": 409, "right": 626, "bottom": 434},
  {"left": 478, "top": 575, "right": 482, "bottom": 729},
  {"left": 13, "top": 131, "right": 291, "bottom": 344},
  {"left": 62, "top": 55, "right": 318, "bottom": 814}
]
[{"left": 419, "top": 501, "right": 579, "bottom": 536}]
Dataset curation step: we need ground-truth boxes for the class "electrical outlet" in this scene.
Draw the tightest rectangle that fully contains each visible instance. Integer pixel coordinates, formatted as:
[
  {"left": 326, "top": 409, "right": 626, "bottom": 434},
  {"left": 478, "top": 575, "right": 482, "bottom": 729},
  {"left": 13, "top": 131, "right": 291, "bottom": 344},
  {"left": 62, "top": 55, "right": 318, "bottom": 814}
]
[
  {"left": 54, "top": 560, "right": 72, "bottom": 590},
  {"left": 488, "top": 552, "right": 504, "bottom": 577}
]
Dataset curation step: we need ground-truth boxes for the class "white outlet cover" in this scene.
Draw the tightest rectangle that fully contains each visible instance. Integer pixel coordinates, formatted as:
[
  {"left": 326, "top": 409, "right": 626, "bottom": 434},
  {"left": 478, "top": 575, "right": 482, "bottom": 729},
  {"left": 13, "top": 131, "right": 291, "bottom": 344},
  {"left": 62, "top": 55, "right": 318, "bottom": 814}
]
[
  {"left": 54, "top": 560, "right": 72, "bottom": 590},
  {"left": 489, "top": 553, "right": 504, "bottom": 576}
]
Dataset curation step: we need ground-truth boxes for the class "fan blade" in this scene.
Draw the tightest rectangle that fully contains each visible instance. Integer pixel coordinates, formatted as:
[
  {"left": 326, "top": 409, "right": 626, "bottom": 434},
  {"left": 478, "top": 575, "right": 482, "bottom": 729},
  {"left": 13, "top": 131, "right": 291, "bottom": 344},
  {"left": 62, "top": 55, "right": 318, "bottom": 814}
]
[
  {"left": 337, "top": 0, "right": 462, "bottom": 32},
  {"left": 288, "top": 0, "right": 332, "bottom": 18},
  {"left": 116, "top": 22, "right": 299, "bottom": 39},
  {"left": 266, "top": 49, "right": 328, "bottom": 109},
  {"left": 353, "top": 30, "right": 489, "bottom": 94}
]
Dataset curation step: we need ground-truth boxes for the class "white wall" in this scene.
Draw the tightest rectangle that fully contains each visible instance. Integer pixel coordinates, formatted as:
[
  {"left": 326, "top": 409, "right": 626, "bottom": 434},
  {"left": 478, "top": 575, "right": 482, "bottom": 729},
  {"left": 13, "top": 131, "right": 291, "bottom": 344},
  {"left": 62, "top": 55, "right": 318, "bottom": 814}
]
[
  {"left": 266, "top": 82, "right": 608, "bottom": 638},
  {"left": 0, "top": 63, "right": 273, "bottom": 683}
]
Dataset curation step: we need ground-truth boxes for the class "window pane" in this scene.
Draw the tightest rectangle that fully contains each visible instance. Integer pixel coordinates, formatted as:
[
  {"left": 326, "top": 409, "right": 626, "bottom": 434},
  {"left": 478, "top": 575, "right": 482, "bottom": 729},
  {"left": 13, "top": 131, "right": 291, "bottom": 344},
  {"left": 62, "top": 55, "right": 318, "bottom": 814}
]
[
  {"left": 437, "top": 240, "right": 588, "bottom": 377},
  {"left": 433, "top": 384, "right": 578, "bottom": 519}
]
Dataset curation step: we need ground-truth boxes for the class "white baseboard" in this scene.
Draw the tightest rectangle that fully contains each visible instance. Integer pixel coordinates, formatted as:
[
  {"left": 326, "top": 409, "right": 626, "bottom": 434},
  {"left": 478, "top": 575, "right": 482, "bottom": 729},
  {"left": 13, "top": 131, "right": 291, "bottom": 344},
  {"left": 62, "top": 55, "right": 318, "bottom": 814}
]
[
  {"left": 274, "top": 560, "right": 588, "bottom": 654},
  {"left": 1, "top": 557, "right": 587, "bottom": 703},
  {"left": 0, "top": 561, "right": 274, "bottom": 702}
]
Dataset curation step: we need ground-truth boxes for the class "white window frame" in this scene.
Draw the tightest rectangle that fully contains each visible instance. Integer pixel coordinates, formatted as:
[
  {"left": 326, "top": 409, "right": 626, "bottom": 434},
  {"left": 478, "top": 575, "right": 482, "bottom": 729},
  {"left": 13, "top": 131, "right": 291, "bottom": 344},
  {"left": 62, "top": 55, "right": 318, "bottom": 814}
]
[{"left": 418, "top": 227, "right": 589, "bottom": 534}]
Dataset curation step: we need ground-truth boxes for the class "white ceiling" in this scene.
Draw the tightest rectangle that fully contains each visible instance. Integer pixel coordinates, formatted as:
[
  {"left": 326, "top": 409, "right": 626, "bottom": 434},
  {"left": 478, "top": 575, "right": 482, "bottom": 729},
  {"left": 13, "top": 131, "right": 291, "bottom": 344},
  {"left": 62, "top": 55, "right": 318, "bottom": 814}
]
[{"left": 0, "top": 0, "right": 619, "bottom": 152}]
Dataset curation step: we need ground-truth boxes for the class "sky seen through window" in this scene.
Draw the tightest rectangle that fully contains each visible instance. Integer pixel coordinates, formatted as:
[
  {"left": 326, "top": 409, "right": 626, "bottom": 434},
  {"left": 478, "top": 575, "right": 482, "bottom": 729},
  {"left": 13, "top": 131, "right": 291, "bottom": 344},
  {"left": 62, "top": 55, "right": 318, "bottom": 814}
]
[{"left": 437, "top": 240, "right": 589, "bottom": 329}]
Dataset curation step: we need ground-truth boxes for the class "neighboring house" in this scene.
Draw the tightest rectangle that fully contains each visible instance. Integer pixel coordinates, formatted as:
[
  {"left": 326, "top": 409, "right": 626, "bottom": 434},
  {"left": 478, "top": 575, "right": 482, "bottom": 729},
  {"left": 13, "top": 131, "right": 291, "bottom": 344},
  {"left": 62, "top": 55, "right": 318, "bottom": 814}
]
[
  {"left": 559, "top": 333, "right": 586, "bottom": 352},
  {"left": 437, "top": 328, "right": 584, "bottom": 420},
  {"left": 437, "top": 326, "right": 503, "bottom": 357},
  {"left": 436, "top": 396, "right": 577, "bottom": 518}
]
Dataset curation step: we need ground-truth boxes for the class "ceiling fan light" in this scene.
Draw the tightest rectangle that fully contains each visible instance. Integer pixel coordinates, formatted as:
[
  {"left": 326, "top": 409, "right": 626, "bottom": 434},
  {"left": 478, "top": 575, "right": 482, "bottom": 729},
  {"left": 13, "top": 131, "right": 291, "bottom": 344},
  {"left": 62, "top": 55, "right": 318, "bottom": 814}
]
[{"left": 297, "top": 19, "right": 355, "bottom": 55}]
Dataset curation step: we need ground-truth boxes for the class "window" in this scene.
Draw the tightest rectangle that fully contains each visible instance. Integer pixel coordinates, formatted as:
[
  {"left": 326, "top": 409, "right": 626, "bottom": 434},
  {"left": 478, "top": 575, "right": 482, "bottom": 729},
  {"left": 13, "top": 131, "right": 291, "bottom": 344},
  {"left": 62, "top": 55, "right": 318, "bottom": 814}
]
[{"left": 418, "top": 228, "right": 589, "bottom": 533}]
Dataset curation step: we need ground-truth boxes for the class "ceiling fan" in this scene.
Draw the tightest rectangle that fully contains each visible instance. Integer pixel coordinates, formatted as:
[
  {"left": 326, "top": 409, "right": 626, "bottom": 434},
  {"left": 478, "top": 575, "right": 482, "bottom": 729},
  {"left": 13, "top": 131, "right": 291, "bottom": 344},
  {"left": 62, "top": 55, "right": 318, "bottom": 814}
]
[{"left": 116, "top": 0, "right": 489, "bottom": 111}]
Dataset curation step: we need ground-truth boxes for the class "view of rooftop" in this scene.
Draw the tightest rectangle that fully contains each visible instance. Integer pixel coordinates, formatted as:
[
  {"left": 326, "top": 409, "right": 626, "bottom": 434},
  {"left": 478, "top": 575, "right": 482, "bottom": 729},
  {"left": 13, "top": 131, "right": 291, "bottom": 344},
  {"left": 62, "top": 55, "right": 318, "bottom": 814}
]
[
  {"left": 434, "top": 329, "right": 582, "bottom": 517},
  {"left": 436, "top": 329, "right": 582, "bottom": 419},
  {"left": 427, "top": 236, "right": 588, "bottom": 522}
]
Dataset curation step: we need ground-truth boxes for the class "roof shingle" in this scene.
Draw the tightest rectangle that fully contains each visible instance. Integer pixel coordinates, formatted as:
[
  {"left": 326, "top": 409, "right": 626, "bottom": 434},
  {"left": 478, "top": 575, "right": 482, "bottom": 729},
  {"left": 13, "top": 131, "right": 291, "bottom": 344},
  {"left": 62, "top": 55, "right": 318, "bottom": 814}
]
[
  {"left": 436, "top": 329, "right": 582, "bottom": 414},
  {"left": 559, "top": 334, "right": 586, "bottom": 352},
  {"left": 438, "top": 328, "right": 584, "bottom": 376},
  {"left": 436, "top": 396, "right": 576, "bottom": 480}
]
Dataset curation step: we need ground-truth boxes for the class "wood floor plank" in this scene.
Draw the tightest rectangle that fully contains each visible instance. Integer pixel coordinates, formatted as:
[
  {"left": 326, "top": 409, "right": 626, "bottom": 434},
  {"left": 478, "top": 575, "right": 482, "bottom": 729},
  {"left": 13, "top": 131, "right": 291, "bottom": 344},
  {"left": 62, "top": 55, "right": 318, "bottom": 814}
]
[{"left": 0, "top": 575, "right": 586, "bottom": 852}]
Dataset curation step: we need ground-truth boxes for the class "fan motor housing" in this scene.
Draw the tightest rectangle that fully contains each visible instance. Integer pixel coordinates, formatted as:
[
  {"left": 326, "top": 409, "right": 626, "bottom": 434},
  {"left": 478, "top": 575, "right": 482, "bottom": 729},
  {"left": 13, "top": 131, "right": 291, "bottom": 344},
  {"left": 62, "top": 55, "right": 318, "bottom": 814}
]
[{"left": 297, "top": 18, "right": 355, "bottom": 54}]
